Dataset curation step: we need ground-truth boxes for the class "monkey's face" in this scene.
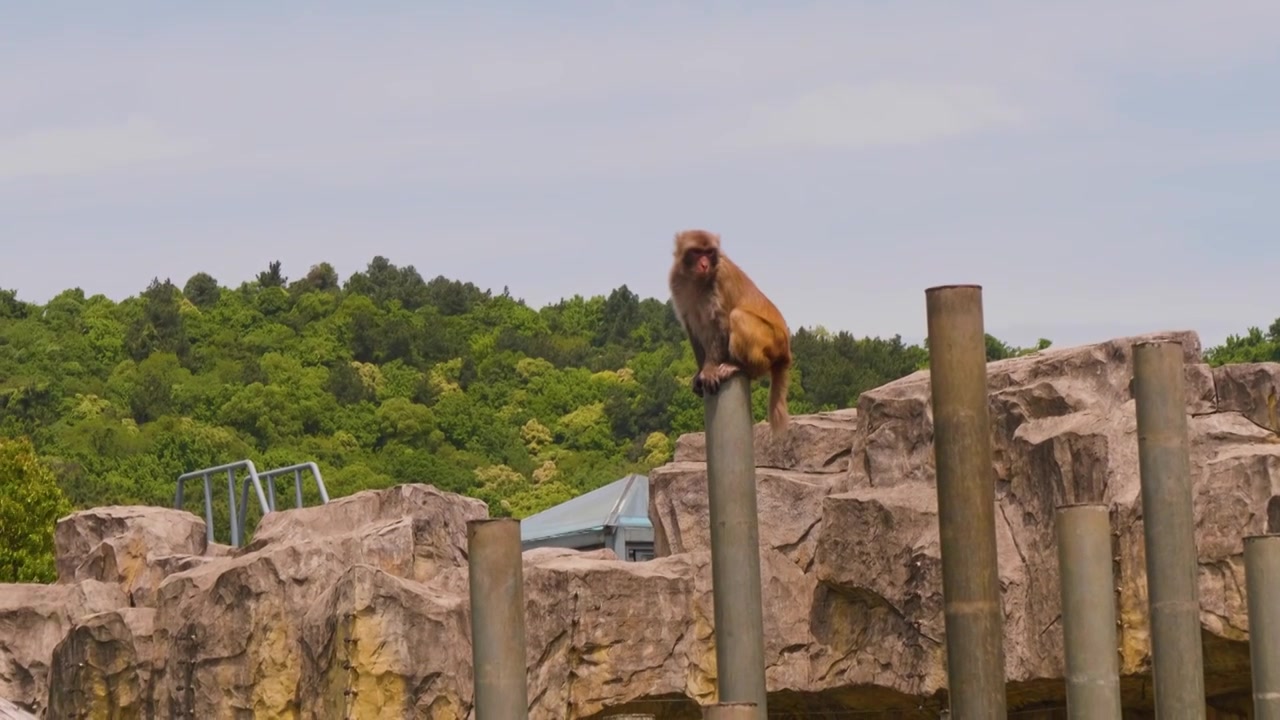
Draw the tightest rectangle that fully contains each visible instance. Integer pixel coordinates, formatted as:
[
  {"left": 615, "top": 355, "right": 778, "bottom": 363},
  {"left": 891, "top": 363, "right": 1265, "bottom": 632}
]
[
  {"left": 684, "top": 246, "right": 718, "bottom": 280},
  {"left": 672, "top": 229, "right": 721, "bottom": 282}
]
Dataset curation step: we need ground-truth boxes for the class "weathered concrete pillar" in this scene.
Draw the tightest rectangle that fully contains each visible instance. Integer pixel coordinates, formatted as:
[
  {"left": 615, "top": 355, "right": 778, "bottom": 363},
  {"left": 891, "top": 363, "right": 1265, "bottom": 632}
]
[
  {"left": 467, "top": 518, "right": 528, "bottom": 720},
  {"left": 703, "top": 373, "right": 768, "bottom": 719},
  {"left": 925, "top": 284, "right": 1008, "bottom": 718}
]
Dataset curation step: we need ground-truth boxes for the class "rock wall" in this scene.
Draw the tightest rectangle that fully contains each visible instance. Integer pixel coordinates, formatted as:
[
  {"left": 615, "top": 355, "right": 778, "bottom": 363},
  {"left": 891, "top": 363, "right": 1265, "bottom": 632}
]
[
  {"left": 656, "top": 329, "right": 1279, "bottom": 716},
  {"left": 0, "top": 330, "right": 1275, "bottom": 718}
]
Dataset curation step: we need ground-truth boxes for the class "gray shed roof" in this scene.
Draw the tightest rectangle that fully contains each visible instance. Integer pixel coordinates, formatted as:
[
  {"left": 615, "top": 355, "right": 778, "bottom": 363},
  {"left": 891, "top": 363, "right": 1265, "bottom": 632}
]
[{"left": 519, "top": 473, "right": 650, "bottom": 542}]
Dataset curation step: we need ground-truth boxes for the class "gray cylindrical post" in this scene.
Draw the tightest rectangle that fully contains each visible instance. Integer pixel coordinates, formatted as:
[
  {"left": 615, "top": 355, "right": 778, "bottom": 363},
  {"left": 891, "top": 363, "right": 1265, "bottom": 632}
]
[
  {"left": 467, "top": 518, "right": 529, "bottom": 720},
  {"left": 1056, "top": 503, "right": 1123, "bottom": 720},
  {"left": 265, "top": 471, "right": 277, "bottom": 510},
  {"left": 704, "top": 702, "right": 759, "bottom": 719},
  {"left": 1245, "top": 534, "right": 1280, "bottom": 720},
  {"left": 1132, "top": 340, "right": 1206, "bottom": 720},
  {"left": 226, "top": 468, "right": 240, "bottom": 546},
  {"left": 703, "top": 373, "right": 768, "bottom": 719},
  {"left": 201, "top": 474, "right": 214, "bottom": 544},
  {"left": 924, "top": 284, "right": 1008, "bottom": 718}
]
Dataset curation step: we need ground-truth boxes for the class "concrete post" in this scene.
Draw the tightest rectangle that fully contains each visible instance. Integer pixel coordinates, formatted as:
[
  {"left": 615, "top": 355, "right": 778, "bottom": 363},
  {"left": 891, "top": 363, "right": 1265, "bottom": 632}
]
[
  {"left": 924, "top": 284, "right": 1008, "bottom": 718},
  {"left": 467, "top": 518, "right": 529, "bottom": 720},
  {"left": 703, "top": 373, "right": 768, "bottom": 719},
  {"left": 1245, "top": 533, "right": 1280, "bottom": 720},
  {"left": 1056, "top": 502, "right": 1123, "bottom": 719},
  {"left": 704, "top": 702, "right": 759, "bottom": 719},
  {"left": 1132, "top": 340, "right": 1206, "bottom": 720}
]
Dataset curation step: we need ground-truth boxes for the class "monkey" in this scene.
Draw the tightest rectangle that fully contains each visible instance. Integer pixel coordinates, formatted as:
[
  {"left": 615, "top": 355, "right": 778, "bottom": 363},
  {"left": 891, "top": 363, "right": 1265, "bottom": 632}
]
[{"left": 668, "top": 228, "right": 793, "bottom": 435}]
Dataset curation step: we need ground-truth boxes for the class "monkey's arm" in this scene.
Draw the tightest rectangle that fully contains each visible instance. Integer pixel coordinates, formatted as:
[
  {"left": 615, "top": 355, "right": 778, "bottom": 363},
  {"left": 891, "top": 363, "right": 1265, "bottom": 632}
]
[
  {"left": 686, "top": 332, "right": 710, "bottom": 395},
  {"left": 689, "top": 333, "right": 707, "bottom": 368}
]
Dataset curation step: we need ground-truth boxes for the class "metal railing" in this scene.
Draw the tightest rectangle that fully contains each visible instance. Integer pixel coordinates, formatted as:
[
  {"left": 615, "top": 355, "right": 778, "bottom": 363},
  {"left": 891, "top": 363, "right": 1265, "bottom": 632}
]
[
  {"left": 238, "top": 461, "right": 330, "bottom": 516},
  {"left": 175, "top": 460, "right": 269, "bottom": 547},
  {"left": 175, "top": 459, "right": 330, "bottom": 547},
  {"left": 234, "top": 461, "right": 330, "bottom": 544}
]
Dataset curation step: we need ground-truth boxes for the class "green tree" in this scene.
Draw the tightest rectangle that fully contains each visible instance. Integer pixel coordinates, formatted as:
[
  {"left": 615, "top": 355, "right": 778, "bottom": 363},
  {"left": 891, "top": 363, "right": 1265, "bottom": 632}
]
[
  {"left": 256, "top": 260, "right": 287, "bottom": 288},
  {"left": 0, "top": 252, "right": 1117, "bottom": 528},
  {"left": 595, "top": 285, "right": 641, "bottom": 347},
  {"left": 292, "top": 262, "right": 341, "bottom": 294},
  {"left": 1205, "top": 324, "right": 1280, "bottom": 366},
  {"left": 983, "top": 334, "right": 1053, "bottom": 361},
  {"left": 183, "top": 272, "right": 221, "bottom": 309},
  {"left": 343, "top": 256, "right": 430, "bottom": 310},
  {"left": 125, "top": 278, "right": 189, "bottom": 363},
  {"left": 0, "top": 436, "right": 73, "bottom": 583},
  {"left": 0, "top": 288, "right": 31, "bottom": 319}
]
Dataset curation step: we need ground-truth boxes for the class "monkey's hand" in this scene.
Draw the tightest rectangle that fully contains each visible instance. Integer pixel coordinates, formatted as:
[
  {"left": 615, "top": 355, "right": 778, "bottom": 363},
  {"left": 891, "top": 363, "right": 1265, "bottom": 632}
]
[
  {"left": 694, "top": 363, "right": 739, "bottom": 396},
  {"left": 691, "top": 373, "right": 706, "bottom": 397}
]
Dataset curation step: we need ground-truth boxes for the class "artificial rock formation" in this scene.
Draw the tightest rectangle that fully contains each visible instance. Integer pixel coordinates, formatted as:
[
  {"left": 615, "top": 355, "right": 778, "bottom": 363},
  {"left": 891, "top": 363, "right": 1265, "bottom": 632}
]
[
  {"left": 0, "top": 698, "right": 37, "bottom": 720},
  {"left": 2, "top": 329, "right": 1277, "bottom": 718},
  {"left": 0, "top": 581, "right": 128, "bottom": 716},
  {"left": 53, "top": 505, "right": 212, "bottom": 608}
]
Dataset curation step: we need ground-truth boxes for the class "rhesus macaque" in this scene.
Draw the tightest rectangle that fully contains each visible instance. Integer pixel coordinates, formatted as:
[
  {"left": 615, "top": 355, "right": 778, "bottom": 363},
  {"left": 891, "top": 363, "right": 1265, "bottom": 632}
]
[{"left": 668, "top": 229, "right": 793, "bottom": 434}]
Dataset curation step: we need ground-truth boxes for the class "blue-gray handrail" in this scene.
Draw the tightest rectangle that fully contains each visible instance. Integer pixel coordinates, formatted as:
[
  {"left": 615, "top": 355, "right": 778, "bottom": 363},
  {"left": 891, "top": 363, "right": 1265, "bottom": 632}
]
[
  {"left": 237, "top": 461, "right": 330, "bottom": 519},
  {"left": 175, "top": 460, "right": 330, "bottom": 547},
  {"left": 174, "top": 460, "right": 270, "bottom": 547}
]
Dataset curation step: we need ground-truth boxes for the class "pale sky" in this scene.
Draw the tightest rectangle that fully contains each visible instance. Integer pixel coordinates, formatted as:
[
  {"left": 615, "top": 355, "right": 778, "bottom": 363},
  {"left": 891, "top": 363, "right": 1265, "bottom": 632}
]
[{"left": 3, "top": 1, "right": 1279, "bottom": 351}]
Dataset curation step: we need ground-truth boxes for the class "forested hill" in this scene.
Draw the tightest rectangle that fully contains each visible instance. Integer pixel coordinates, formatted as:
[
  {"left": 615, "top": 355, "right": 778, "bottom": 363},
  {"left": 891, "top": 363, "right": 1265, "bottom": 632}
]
[{"left": 1, "top": 256, "right": 1277, "bottom": 581}]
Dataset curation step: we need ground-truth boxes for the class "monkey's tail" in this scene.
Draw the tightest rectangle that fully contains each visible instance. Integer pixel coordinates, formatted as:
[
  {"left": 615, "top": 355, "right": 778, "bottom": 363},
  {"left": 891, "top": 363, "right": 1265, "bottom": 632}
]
[{"left": 768, "top": 359, "right": 790, "bottom": 435}]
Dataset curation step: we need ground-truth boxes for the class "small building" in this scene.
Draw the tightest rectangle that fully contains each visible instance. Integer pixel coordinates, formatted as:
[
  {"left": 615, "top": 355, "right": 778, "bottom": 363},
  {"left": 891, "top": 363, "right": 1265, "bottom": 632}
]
[{"left": 519, "top": 473, "right": 655, "bottom": 561}]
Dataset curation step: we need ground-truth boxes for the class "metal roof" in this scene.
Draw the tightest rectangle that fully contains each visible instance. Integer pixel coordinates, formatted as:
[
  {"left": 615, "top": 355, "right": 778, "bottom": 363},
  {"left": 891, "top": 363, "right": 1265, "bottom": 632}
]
[{"left": 519, "top": 473, "right": 650, "bottom": 542}]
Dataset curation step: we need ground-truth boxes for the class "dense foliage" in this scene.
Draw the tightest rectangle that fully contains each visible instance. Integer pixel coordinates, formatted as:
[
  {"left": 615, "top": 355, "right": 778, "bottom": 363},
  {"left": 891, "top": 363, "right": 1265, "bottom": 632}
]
[
  {"left": 0, "top": 435, "right": 72, "bottom": 583},
  {"left": 2, "top": 256, "right": 1265, "bottom": 582},
  {"left": 1204, "top": 320, "right": 1280, "bottom": 366}
]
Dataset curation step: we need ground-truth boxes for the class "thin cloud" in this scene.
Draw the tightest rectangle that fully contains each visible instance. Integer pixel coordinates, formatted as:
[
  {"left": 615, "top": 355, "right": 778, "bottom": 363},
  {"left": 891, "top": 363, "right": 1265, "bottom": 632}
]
[
  {"left": 2, "top": 2, "right": 1279, "bottom": 350},
  {"left": 0, "top": 117, "right": 199, "bottom": 182},
  {"left": 5, "top": 3, "right": 1277, "bottom": 184},
  {"left": 724, "top": 83, "right": 1028, "bottom": 152}
]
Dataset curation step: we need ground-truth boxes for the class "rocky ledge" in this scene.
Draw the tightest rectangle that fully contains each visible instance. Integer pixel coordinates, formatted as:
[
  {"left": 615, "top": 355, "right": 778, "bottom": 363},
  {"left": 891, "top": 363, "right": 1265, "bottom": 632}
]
[{"left": 1, "top": 330, "right": 1277, "bottom": 718}]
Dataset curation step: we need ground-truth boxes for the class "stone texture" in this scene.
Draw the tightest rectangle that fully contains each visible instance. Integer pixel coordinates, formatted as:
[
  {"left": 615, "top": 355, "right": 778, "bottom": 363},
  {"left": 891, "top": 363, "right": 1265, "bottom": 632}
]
[
  {"left": 654, "top": 409, "right": 856, "bottom": 572},
  {"left": 53, "top": 506, "right": 211, "bottom": 608},
  {"left": 15, "top": 329, "right": 1280, "bottom": 719},
  {"left": 53, "top": 506, "right": 207, "bottom": 586},
  {"left": 143, "top": 486, "right": 488, "bottom": 719},
  {"left": 648, "top": 464, "right": 838, "bottom": 572},
  {"left": 45, "top": 608, "right": 156, "bottom": 719},
  {"left": 673, "top": 408, "right": 858, "bottom": 473},
  {"left": 0, "top": 699, "right": 37, "bottom": 720},
  {"left": 812, "top": 330, "right": 1278, "bottom": 715},
  {"left": 298, "top": 565, "right": 472, "bottom": 719},
  {"left": 1214, "top": 362, "right": 1280, "bottom": 432},
  {"left": 0, "top": 581, "right": 128, "bottom": 716},
  {"left": 244, "top": 483, "right": 486, "bottom": 553}
]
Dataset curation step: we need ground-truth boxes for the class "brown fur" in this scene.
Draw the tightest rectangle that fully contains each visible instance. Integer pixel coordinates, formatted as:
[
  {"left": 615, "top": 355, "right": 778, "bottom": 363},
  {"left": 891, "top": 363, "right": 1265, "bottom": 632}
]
[{"left": 668, "top": 228, "right": 792, "bottom": 435}]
